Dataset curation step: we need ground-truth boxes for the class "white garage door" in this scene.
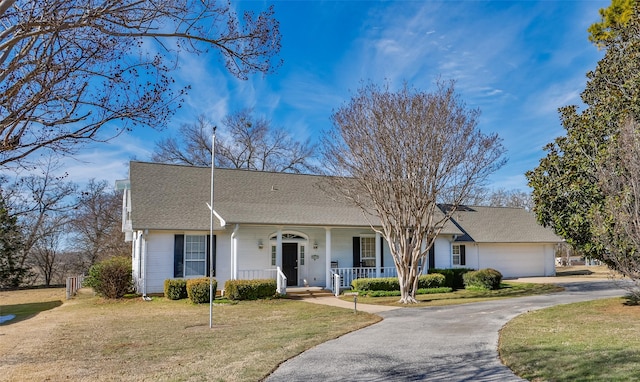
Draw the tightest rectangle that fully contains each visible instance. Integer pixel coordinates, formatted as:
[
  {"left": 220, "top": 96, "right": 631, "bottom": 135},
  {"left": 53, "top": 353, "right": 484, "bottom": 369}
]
[{"left": 479, "top": 244, "right": 546, "bottom": 278}]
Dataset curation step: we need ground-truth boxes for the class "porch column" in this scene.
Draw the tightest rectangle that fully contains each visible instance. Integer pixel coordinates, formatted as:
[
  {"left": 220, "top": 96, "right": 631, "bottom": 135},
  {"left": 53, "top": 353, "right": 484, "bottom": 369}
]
[
  {"left": 231, "top": 224, "right": 239, "bottom": 279},
  {"left": 276, "top": 228, "right": 283, "bottom": 268},
  {"left": 325, "top": 228, "right": 332, "bottom": 289},
  {"left": 375, "top": 231, "right": 381, "bottom": 278}
]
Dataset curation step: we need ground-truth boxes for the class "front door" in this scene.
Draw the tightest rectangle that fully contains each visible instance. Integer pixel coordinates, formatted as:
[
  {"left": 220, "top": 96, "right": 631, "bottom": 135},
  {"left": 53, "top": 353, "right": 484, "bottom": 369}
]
[{"left": 282, "top": 243, "right": 298, "bottom": 286}]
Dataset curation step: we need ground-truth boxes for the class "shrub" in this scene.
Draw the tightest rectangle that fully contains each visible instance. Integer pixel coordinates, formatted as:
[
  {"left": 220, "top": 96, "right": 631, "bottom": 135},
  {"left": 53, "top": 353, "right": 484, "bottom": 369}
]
[
  {"left": 362, "top": 287, "right": 452, "bottom": 297},
  {"left": 352, "top": 277, "right": 398, "bottom": 291},
  {"left": 224, "top": 279, "right": 276, "bottom": 300},
  {"left": 186, "top": 277, "right": 217, "bottom": 304},
  {"left": 351, "top": 274, "right": 445, "bottom": 292},
  {"left": 429, "top": 268, "right": 474, "bottom": 289},
  {"left": 84, "top": 256, "right": 132, "bottom": 299},
  {"left": 418, "top": 273, "right": 446, "bottom": 289},
  {"left": 164, "top": 279, "right": 188, "bottom": 300},
  {"left": 463, "top": 268, "right": 503, "bottom": 290}
]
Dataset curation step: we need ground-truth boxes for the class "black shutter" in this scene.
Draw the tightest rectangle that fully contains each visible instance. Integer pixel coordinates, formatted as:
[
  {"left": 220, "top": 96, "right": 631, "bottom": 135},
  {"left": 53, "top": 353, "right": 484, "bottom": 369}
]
[
  {"left": 352, "top": 237, "right": 360, "bottom": 267},
  {"left": 174, "top": 234, "right": 184, "bottom": 278},
  {"left": 460, "top": 245, "right": 466, "bottom": 266},
  {"left": 379, "top": 236, "right": 384, "bottom": 268},
  {"left": 428, "top": 245, "right": 435, "bottom": 270}
]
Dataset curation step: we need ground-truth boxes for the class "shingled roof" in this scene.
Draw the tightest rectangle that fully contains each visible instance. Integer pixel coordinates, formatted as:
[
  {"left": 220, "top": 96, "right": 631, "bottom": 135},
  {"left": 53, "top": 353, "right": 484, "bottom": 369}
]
[
  {"left": 128, "top": 162, "right": 558, "bottom": 243},
  {"left": 129, "top": 161, "right": 461, "bottom": 233},
  {"left": 444, "top": 205, "right": 561, "bottom": 243}
]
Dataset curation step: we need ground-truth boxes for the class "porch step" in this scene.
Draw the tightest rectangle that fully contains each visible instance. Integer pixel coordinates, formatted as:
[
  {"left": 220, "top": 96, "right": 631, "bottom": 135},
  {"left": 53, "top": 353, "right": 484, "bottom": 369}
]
[{"left": 286, "top": 287, "right": 335, "bottom": 299}]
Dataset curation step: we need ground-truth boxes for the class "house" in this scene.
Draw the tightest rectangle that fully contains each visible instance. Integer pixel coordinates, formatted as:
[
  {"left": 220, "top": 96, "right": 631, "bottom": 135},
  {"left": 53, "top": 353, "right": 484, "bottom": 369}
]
[{"left": 119, "top": 161, "right": 560, "bottom": 296}]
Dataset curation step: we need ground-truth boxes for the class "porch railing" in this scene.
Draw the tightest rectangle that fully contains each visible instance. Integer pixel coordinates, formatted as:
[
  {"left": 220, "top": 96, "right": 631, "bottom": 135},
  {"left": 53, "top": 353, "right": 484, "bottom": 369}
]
[
  {"left": 237, "top": 269, "right": 277, "bottom": 280},
  {"left": 333, "top": 267, "right": 400, "bottom": 289},
  {"left": 332, "top": 271, "right": 341, "bottom": 296},
  {"left": 236, "top": 268, "right": 286, "bottom": 295},
  {"left": 275, "top": 267, "right": 287, "bottom": 295}
]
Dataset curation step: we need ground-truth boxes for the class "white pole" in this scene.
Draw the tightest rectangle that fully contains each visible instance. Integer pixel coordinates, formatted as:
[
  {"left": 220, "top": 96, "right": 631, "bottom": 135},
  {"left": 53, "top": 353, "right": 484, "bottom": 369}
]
[{"left": 209, "top": 127, "right": 216, "bottom": 329}]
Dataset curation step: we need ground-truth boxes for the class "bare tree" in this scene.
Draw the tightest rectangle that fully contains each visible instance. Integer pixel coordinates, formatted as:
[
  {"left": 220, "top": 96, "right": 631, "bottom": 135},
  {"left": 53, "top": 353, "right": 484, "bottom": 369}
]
[
  {"left": 593, "top": 117, "right": 640, "bottom": 301},
  {"left": 3, "top": 159, "right": 76, "bottom": 276},
  {"left": 28, "top": 216, "right": 67, "bottom": 286},
  {"left": 69, "top": 179, "right": 130, "bottom": 271},
  {"left": 152, "top": 110, "right": 318, "bottom": 173},
  {"left": 0, "top": 0, "right": 281, "bottom": 167},
  {"left": 468, "top": 188, "right": 533, "bottom": 210},
  {"left": 324, "top": 81, "right": 506, "bottom": 304}
]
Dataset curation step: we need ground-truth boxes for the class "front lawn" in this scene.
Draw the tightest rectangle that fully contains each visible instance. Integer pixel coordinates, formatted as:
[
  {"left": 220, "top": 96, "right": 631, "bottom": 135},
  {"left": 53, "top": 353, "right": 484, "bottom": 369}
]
[
  {"left": 499, "top": 297, "right": 640, "bottom": 381},
  {"left": 0, "top": 288, "right": 380, "bottom": 381},
  {"left": 343, "top": 281, "right": 563, "bottom": 307}
]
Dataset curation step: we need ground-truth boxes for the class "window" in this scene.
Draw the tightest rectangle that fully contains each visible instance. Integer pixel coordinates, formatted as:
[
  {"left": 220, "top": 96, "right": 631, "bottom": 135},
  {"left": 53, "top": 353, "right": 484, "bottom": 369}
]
[
  {"left": 300, "top": 245, "right": 305, "bottom": 266},
  {"left": 452, "top": 244, "right": 466, "bottom": 266},
  {"left": 271, "top": 245, "right": 276, "bottom": 266},
  {"left": 361, "top": 237, "right": 376, "bottom": 267},
  {"left": 185, "top": 235, "right": 206, "bottom": 276}
]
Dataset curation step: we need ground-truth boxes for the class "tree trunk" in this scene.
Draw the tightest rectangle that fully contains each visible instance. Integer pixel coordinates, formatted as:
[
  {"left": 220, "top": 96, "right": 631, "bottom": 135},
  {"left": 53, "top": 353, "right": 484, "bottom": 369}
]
[{"left": 397, "top": 262, "right": 420, "bottom": 304}]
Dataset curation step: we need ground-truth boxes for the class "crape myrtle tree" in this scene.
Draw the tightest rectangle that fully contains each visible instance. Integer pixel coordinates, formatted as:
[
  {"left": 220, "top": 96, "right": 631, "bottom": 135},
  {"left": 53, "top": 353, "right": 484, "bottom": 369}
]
[
  {"left": 152, "top": 110, "right": 318, "bottom": 173},
  {"left": 526, "top": 5, "right": 640, "bottom": 266},
  {"left": 0, "top": 0, "right": 281, "bottom": 168},
  {"left": 324, "top": 81, "right": 506, "bottom": 304}
]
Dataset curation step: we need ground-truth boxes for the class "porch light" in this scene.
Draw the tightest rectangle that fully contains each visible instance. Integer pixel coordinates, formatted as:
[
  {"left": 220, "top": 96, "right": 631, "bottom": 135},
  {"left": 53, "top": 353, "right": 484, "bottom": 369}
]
[
  {"left": 258, "top": 239, "right": 264, "bottom": 249},
  {"left": 313, "top": 240, "right": 318, "bottom": 249}
]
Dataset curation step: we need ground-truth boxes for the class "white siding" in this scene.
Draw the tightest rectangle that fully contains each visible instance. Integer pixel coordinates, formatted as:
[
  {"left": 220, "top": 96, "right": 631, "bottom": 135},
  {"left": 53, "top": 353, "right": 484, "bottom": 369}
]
[
  {"left": 433, "top": 237, "right": 453, "bottom": 269},
  {"left": 145, "top": 232, "right": 176, "bottom": 294},
  {"left": 137, "top": 225, "right": 556, "bottom": 294},
  {"left": 477, "top": 243, "right": 556, "bottom": 278}
]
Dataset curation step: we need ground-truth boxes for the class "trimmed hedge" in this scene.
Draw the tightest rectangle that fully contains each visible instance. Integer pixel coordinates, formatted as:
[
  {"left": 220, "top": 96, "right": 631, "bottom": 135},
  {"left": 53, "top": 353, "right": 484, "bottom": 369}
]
[
  {"left": 428, "top": 268, "right": 474, "bottom": 290},
  {"left": 164, "top": 279, "right": 187, "bottom": 300},
  {"left": 224, "top": 279, "right": 276, "bottom": 301},
  {"left": 187, "top": 277, "right": 217, "bottom": 304},
  {"left": 463, "top": 268, "right": 503, "bottom": 290},
  {"left": 84, "top": 256, "right": 132, "bottom": 299},
  {"left": 351, "top": 277, "right": 398, "bottom": 291},
  {"left": 360, "top": 287, "right": 453, "bottom": 297},
  {"left": 419, "top": 273, "right": 446, "bottom": 289},
  {"left": 351, "top": 273, "right": 446, "bottom": 291}
]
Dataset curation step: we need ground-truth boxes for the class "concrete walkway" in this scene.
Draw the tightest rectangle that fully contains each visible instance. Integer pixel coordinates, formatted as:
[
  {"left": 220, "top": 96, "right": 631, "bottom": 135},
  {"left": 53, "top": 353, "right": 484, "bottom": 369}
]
[
  {"left": 266, "top": 279, "right": 629, "bottom": 381},
  {"left": 291, "top": 293, "right": 400, "bottom": 314}
]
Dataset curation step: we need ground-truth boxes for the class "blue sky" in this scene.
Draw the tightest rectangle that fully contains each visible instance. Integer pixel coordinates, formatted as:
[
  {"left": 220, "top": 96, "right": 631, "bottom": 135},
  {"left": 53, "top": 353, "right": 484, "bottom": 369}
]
[{"left": 62, "top": 0, "right": 608, "bottom": 191}]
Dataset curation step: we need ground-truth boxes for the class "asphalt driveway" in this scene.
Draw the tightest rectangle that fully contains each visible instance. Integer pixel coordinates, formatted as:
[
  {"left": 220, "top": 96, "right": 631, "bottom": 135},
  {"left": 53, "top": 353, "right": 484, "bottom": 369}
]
[{"left": 265, "top": 280, "right": 628, "bottom": 382}]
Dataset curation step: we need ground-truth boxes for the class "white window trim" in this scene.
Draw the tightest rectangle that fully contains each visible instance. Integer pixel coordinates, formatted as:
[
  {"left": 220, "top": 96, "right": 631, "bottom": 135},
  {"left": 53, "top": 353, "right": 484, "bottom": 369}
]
[
  {"left": 452, "top": 244, "right": 461, "bottom": 266},
  {"left": 184, "top": 234, "right": 206, "bottom": 277},
  {"left": 360, "top": 236, "right": 376, "bottom": 267}
]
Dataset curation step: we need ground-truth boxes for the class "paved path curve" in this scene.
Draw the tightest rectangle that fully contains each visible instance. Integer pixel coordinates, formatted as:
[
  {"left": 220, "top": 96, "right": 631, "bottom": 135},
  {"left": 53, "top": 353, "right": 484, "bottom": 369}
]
[{"left": 265, "top": 280, "right": 628, "bottom": 382}]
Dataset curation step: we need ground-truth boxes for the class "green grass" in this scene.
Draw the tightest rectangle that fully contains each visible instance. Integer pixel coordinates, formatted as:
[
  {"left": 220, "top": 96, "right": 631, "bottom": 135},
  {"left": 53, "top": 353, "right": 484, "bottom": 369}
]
[
  {"left": 499, "top": 298, "right": 640, "bottom": 381},
  {"left": 343, "top": 281, "right": 563, "bottom": 306},
  {"left": 0, "top": 300, "right": 63, "bottom": 325}
]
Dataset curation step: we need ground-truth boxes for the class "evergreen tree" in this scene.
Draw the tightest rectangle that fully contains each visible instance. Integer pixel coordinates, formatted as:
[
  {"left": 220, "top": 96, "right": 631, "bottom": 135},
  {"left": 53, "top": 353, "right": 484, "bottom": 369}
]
[
  {"left": 526, "top": 6, "right": 640, "bottom": 265},
  {"left": 0, "top": 191, "right": 26, "bottom": 288}
]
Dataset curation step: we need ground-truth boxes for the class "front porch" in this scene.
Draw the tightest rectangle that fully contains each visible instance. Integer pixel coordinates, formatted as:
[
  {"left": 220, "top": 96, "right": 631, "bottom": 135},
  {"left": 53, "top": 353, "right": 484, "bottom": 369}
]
[{"left": 238, "top": 266, "right": 406, "bottom": 296}]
